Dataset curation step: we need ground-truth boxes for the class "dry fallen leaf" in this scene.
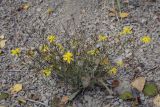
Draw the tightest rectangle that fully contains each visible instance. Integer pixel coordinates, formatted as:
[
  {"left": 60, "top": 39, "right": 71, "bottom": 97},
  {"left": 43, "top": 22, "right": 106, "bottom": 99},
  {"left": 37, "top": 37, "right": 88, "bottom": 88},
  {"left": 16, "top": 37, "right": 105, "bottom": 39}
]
[
  {"left": 100, "top": 57, "right": 109, "bottom": 65},
  {"left": 61, "top": 96, "right": 69, "bottom": 104},
  {"left": 0, "top": 35, "right": 4, "bottom": 39},
  {"left": 0, "top": 40, "right": 7, "bottom": 49},
  {"left": 119, "top": 12, "right": 129, "bottom": 18},
  {"left": 0, "top": 35, "right": 7, "bottom": 49},
  {"left": 47, "top": 8, "right": 54, "bottom": 14},
  {"left": 10, "top": 84, "right": 22, "bottom": 94},
  {"left": 22, "top": 3, "right": 30, "bottom": 10},
  {"left": 153, "top": 94, "right": 160, "bottom": 107},
  {"left": 131, "top": 77, "right": 146, "bottom": 92},
  {"left": 108, "top": 8, "right": 117, "bottom": 17}
]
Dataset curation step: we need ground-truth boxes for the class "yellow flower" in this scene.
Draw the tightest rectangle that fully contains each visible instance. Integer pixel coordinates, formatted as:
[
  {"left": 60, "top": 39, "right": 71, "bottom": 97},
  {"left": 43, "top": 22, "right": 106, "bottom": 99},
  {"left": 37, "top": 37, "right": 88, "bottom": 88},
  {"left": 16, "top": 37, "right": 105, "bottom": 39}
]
[
  {"left": 11, "top": 48, "right": 21, "bottom": 56},
  {"left": 42, "top": 68, "right": 52, "bottom": 77},
  {"left": 98, "top": 34, "right": 107, "bottom": 42},
  {"left": 140, "top": 36, "right": 151, "bottom": 43},
  {"left": 39, "top": 44, "right": 49, "bottom": 52},
  {"left": 109, "top": 67, "right": 118, "bottom": 75},
  {"left": 87, "top": 49, "right": 99, "bottom": 56},
  {"left": 63, "top": 51, "right": 73, "bottom": 64},
  {"left": 120, "top": 26, "right": 132, "bottom": 35},
  {"left": 47, "top": 35, "right": 56, "bottom": 43}
]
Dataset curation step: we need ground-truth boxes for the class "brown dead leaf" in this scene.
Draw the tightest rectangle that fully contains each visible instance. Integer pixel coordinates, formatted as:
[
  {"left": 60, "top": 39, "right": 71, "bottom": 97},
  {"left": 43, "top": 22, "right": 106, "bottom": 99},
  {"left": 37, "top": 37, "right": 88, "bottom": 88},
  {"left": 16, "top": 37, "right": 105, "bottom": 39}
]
[
  {"left": 0, "top": 40, "right": 7, "bottom": 49},
  {"left": 47, "top": 8, "right": 54, "bottom": 15},
  {"left": 60, "top": 96, "right": 69, "bottom": 104},
  {"left": 0, "top": 35, "right": 4, "bottom": 39},
  {"left": 131, "top": 77, "right": 146, "bottom": 92},
  {"left": 153, "top": 94, "right": 160, "bottom": 107},
  {"left": 22, "top": 3, "right": 30, "bottom": 10},
  {"left": 0, "top": 35, "right": 7, "bottom": 49},
  {"left": 108, "top": 8, "right": 117, "bottom": 17},
  {"left": 112, "top": 80, "right": 120, "bottom": 88},
  {"left": 100, "top": 57, "right": 109, "bottom": 65},
  {"left": 29, "top": 93, "right": 41, "bottom": 101}
]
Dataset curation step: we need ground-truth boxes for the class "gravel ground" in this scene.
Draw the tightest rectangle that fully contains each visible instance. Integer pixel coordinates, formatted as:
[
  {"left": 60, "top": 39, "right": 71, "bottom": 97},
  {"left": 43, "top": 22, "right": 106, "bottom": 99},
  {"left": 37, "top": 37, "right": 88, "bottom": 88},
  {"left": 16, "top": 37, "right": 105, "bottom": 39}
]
[{"left": 0, "top": 0, "right": 160, "bottom": 107}]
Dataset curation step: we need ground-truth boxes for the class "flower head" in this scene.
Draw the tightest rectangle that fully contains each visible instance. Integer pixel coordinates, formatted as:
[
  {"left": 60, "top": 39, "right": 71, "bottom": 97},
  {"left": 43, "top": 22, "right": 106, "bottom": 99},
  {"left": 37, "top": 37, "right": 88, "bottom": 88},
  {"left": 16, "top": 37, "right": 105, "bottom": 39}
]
[
  {"left": 140, "top": 36, "right": 151, "bottom": 43},
  {"left": 11, "top": 48, "right": 21, "bottom": 56},
  {"left": 39, "top": 44, "right": 49, "bottom": 52},
  {"left": 63, "top": 51, "right": 73, "bottom": 64},
  {"left": 47, "top": 35, "right": 56, "bottom": 43},
  {"left": 42, "top": 68, "right": 52, "bottom": 77},
  {"left": 98, "top": 34, "right": 107, "bottom": 42},
  {"left": 87, "top": 49, "right": 99, "bottom": 56},
  {"left": 109, "top": 67, "right": 118, "bottom": 75},
  {"left": 120, "top": 26, "right": 132, "bottom": 35}
]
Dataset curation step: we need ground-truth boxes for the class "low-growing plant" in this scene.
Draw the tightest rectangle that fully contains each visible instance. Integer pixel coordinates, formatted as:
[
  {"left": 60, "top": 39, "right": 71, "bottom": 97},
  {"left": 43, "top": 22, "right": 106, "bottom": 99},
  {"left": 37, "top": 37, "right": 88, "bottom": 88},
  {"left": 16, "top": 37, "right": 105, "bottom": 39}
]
[
  {"left": 9, "top": 14, "right": 153, "bottom": 104},
  {"left": 32, "top": 32, "right": 115, "bottom": 90},
  {"left": 23, "top": 21, "right": 152, "bottom": 92},
  {"left": 143, "top": 83, "right": 158, "bottom": 96}
]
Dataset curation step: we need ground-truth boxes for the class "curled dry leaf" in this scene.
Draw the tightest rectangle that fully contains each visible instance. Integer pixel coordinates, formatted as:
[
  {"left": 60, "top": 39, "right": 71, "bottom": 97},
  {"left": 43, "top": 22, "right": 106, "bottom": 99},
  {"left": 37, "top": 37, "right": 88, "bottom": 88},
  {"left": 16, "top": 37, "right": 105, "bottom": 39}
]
[
  {"left": 153, "top": 95, "right": 160, "bottom": 107},
  {"left": 112, "top": 80, "right": 120, "bottom": 88},
  {"left": 131, "top": 77, "right": 146, "bottom": 92},
  {"left": 0, "top": 40, "right": 7, "bottom": 49},
  {"left": 61, "top": 96, "right": 69, "bottom": 105},
  {"left": 10, "top": 84, "right": 22, "bottom": 94},
  {"left": 108, "top": 8, "right": 117, "bottom": 17},
  {"left": 0, "top": 35, "right": 7, "bottom": 49},
  {"left": 0, "top": 35, "right": 4, "bottom": 39},
  {"left": 47, "top": 8, "right": 54, "bottom": 14},
  {"left": 22, "top": 3, "right": 30, "bottom": 10}
]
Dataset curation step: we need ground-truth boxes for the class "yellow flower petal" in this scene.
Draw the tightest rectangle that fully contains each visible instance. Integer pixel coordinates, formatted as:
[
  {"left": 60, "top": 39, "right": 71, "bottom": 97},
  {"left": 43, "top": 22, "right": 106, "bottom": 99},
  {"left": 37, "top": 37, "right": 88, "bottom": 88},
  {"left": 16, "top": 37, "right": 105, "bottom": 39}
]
[
  {"left": 98, "top": 34, "right": 107, "bottom": 42},
  {"left": 109, "top": 67, "right": 118, "bottom": 75},
  {"left": 120, "top": 26, "right": 132, "bottom": 35},
  {"left": 42, "top": 68, "right": 52, "bottom": 77},
  {"left": 11, "top": 48, "right": 21, "bottom": 56},
  {"left": 47, "top": 35, "right": 56, "bottom": 43}
]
